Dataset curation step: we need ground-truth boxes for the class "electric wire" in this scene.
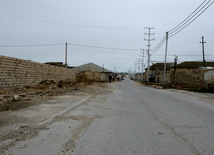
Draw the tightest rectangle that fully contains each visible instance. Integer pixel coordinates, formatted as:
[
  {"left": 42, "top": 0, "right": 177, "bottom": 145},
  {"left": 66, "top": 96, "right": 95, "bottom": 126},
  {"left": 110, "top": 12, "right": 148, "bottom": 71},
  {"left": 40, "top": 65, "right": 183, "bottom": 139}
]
[
  {"left": 67, "top": 43, "right": 141, "bottom": 51},
  {"left": 0, "top": 12, "right": 179, "bottom": 29},
  {"left": 1, "top": 1, "right": 213, "bottom": 57},
  {"left": 169, "top": 0, "right": 214, "bottom": 38},
  {"left": 0, "top": 43, "right": 64, "bottom": 47},
  {"left": 150, "top": 36, "right": 166, "bottom": 54},
  {"left": 152, "top": 54, "right": 213, "bottom": 57},
  {"left": 151, "top": 0, "right": 214, "bottom": 54},
  {"left": 189, "top": 25, "right": 214, "bottom": 37},
  {"left": 0, "top": 43, "right": 141, "bottom": 51},
  {"left": 0, "top": 41, "right": 31, "bottom": 59},
  {"left": 168, "top": 0, "right": 207, "bottom": 32}
]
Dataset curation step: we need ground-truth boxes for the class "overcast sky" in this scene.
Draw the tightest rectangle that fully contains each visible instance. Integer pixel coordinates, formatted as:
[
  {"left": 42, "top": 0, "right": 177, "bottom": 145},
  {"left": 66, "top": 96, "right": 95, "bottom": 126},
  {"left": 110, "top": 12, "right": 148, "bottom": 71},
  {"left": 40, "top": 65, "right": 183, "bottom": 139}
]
[{"left": 0, "top": 0, "right": 214, "bottom": 72}]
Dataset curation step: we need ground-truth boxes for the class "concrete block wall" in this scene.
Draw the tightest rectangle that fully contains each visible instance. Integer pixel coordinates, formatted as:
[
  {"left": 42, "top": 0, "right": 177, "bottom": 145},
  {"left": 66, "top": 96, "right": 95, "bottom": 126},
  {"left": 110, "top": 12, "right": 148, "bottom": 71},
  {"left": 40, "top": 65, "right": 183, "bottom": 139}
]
[{"left": 0, "top": 55, "right": 76, "bottom": 89}]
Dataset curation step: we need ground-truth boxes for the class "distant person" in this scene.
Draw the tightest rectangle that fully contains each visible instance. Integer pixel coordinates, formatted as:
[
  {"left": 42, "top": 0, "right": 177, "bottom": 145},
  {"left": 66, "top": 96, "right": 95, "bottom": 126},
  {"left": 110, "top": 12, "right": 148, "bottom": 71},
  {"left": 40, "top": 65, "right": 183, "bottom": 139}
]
[
  {"left": 109, "top": 75, "right": 112, "bottom": 83},
  {"left": 117, "top": 77, "right": 119, "bottom": 81}
]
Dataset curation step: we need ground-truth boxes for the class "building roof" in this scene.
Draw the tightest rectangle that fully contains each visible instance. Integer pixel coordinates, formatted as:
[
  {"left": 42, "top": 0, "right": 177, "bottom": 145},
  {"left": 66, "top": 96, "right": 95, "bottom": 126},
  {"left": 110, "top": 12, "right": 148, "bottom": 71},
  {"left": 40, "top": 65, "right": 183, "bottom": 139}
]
[
  {"left": 45, "top": 62, "right": 65, "bottom": 67},
  {"left": 170, "top": 61, "right": 214, "bottom": 68},
  {"left": 75, "top": 62, "right": 112, "bottom": 73},
  {"left": 45, "top": 62, "right": 76, "bottom": 68},
  {"left": 145, "top": 63, "right": 173, "bottom": 70}
]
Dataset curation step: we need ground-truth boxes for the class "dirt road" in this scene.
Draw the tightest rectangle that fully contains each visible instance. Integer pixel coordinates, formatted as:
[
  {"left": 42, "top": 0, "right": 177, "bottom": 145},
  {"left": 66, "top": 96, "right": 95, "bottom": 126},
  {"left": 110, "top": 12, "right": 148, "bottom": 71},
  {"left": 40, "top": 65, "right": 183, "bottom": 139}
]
[{"left": 0, "top": 82, "right": 114, "bottom": 155}]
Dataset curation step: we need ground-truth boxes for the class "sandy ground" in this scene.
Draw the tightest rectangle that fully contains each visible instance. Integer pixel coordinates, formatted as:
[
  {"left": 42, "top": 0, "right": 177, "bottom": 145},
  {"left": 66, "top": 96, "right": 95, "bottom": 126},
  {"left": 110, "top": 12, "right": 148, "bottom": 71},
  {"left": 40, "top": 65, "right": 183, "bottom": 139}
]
[{"left": 0, "top": 82, "right": 114, "bottom": 155}]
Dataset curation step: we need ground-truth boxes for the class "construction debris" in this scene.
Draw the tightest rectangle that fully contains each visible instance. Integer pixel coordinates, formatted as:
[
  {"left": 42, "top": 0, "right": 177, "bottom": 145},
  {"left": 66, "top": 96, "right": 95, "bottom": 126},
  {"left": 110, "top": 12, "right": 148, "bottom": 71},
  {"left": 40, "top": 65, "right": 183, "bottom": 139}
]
[{"left": 0, "top": 80, "right": 96, "bottom": 111}]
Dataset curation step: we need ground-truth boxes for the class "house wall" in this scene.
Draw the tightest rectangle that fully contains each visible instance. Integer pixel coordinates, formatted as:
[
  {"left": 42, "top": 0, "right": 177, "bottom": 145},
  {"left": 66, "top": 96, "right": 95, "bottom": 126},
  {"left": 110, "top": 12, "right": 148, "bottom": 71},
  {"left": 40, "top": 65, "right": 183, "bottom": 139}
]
[
  {"left": 170, "top": 68, "right": 198, "bottom": 72},
  {"left": 76, "top": 71, "right": 100, "bottom": 82},
  {"left": 145, "top": 69, "right": 170, "bottom": 83},
  {"left": 172, "top": 69, "right": 214, "bottom": 88},
  {"left": 204, "top": 70, "right": 214, "bottom": 82},
  {"left": 155, "top": 73, "right": 170, "bottom": 83},
  {"left": 100, "top": 73, "right": 111, "bottom": 82},
  {"left": 0, "top": 55, "right": 76, "bottom": 89},
  {"left": 75, "top": 63, "right": 108, "bottom": 73}
]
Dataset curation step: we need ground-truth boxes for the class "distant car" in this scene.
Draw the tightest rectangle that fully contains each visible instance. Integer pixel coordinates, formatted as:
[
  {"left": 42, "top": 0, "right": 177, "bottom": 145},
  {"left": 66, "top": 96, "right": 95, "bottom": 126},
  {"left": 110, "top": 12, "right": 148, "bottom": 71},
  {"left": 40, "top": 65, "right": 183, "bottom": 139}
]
[{"left": 149, "top": 74, "right": 155, "bottom": 83}]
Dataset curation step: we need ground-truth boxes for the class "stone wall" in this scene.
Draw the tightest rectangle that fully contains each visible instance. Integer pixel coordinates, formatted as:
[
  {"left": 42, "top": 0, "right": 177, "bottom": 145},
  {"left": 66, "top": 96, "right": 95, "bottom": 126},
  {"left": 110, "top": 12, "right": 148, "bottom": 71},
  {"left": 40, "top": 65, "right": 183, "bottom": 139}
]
[
  {"left": 172, "top": 69, "right": 214, "bottom": 88},
  {"left": 0, "top": 55, "right": 76, "bottom": 89},
  {"left": 155, "top": 73, "right": 170, "bottom": 83},
  {"left": 76, "top": 71, "right": 100, "bottom": 82}
]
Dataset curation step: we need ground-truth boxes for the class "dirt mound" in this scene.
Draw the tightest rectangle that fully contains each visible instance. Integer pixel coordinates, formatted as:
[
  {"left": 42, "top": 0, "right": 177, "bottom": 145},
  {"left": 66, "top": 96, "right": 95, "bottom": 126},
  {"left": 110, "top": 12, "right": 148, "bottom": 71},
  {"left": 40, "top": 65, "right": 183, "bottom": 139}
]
[
  {"left": 25, "top": 80, "right": 74, "bottom": 90},
  {"left": 58, "top": 80, "right": 74, "bottom": 88},
  {"left": 0, "top": 80, "right": 101, "bottom": 112},
  {"left": 39, "top": 80, "right": 56, "bottom": 85}
]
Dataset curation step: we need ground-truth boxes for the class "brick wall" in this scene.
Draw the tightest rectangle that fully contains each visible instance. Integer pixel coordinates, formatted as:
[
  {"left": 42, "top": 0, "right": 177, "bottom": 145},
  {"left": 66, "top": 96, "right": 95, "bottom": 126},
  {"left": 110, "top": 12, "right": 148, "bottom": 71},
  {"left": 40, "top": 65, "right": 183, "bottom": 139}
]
[{"left": 0, "top": 55, "right": 76, "bottom": 89}]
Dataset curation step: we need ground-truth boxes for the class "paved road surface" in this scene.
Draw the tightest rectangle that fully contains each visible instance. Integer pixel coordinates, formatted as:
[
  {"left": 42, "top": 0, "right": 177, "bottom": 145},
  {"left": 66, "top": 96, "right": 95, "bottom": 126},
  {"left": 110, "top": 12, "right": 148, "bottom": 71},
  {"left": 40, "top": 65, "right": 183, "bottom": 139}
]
[
  {"left": 73, "top": 79, "right": 214, "bottom": 155},
  {"left": 1, "top": 79, "right": 214, "bottom": 155}
]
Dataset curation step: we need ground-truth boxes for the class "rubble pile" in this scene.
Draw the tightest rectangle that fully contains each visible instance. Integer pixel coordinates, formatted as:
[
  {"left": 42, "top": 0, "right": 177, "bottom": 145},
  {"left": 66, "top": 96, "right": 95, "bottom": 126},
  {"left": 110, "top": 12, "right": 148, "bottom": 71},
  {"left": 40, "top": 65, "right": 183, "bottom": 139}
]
[{"left": 0, "top": 80, "right": 94, "bottom": 111}]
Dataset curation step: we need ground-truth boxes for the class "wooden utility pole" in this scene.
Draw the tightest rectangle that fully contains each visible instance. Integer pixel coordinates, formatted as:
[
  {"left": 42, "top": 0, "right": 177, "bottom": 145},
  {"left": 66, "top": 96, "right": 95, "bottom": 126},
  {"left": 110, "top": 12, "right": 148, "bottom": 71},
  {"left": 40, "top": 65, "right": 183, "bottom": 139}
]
[
  {"left": 65, "top": 42, "right": 67, "bottom": 68},
  {"left": 200, "top": 36, "right": 206, "bottom": 67}
]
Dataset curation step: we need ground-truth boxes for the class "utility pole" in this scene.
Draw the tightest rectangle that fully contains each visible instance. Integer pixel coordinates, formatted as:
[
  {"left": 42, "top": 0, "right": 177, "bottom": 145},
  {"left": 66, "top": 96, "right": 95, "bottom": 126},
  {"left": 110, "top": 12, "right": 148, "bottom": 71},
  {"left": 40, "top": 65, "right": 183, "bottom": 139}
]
[
  {"left": 163, "top": 32, "right": 169, "bottom": 83},
  {"left": 137, "top": 59, "right": 141, "bottom": 82},
  {"left": 173, "top": 55, "right": 178, "bottom": 84},
  {"left": 144, "top": 27, "right": 155, "bottom": 83},
  {"left": 134, "top": 62, "right": 137, "bottom": 80},
  {"left": 200, "top": 36, "right": 206, "bottom": 67},
  {"left": 65, "top": 42, "right": 67, "bottom": 68},
  {"left": 130, "top": 68, "right": 132, "bottom": 78},
  {"left": 140, "top": 49, "right": 145, "bottom": 82}
]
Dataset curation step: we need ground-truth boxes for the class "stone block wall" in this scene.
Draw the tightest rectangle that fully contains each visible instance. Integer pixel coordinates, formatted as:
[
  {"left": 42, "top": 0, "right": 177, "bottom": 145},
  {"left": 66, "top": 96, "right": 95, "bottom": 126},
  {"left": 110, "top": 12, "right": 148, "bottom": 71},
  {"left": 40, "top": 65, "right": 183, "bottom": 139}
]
[
  {"left": 0, "top": 55, "right": 76, "bottom": 89},
  {"left": 76, "top": 71, "right": 100, "bottom": 82},
  {"left": 155, "top": 73, "right": 170, "bottom": 83},
  {"left": 173, "top": 69, "right": 213, "bottom": 88}
]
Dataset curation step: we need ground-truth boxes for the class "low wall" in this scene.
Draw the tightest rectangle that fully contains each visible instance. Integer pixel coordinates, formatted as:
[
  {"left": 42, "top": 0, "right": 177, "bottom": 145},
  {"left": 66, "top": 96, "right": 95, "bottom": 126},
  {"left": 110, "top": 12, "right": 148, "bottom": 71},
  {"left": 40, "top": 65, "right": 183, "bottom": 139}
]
[{"left": 0, "top": 55, "right": 76, "bottom": 89}]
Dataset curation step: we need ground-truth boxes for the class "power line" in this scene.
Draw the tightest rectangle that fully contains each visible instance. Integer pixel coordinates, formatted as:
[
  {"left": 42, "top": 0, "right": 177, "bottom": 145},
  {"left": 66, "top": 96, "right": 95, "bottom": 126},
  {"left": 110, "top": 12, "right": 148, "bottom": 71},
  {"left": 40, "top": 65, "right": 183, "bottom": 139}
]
[
  {"left": 0, "top": 41, "right": 31, "bottom": 59},
  {"left": 0, "top": 12, "right": 149, "bottom": 29},
  {"left": 0, "top": 12, "right": 180, "bottom": 29},
  {"left": 169, "top": 1, "right": 214, "bottom": 38},
  {"left": 68, "top": 43, "right": 141, "bottom": 51},
  {"left": 190, "top": 25, "right": 214, "bottom": 37},
  {"left": 152, "top": 54, "right": 213, "bottom": 57},
  {"left": 150, "top": 36, "right": 166, "bottom": 54},
  {"left": 0, "top": 43, "right": 141, "bottom": 51},
  {"left": 168, "top": 0, "right": 207, "bottom": 32},
  {"left": 0, "top": 43, "right": 64, "bottom": 47},
  {"left": 151, "top": 1, "right": 214, "bottom": 54}
]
